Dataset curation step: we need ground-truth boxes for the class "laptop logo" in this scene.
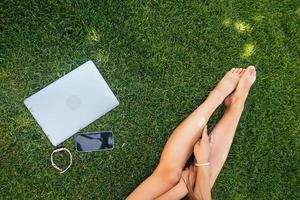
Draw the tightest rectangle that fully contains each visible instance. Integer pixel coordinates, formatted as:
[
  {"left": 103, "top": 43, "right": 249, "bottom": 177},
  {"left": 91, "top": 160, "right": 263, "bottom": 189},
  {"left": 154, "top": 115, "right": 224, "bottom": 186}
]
[{"left": 66, "top": 95, "right": 81, "bottom": 110}]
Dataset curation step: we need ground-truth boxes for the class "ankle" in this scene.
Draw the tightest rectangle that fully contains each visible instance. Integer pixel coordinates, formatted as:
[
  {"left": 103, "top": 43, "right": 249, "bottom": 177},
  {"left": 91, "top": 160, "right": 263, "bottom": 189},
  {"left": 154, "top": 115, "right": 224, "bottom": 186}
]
[
  {"left": 228, "top": 97, "right": 245, "bottom": 110},
  {"left": 209, "top": 88, "right": 227, "bottom": 101}
]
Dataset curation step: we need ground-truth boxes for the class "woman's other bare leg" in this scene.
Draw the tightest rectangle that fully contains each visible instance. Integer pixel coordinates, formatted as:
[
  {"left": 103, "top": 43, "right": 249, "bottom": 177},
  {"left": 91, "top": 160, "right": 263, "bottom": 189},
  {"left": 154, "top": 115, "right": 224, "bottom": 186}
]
[
  {"left": 127, "top": 68, "right": 243, "bottom": 200},
  {"left": 159, "top": 68, "right": 244, "bottom": 169},
  {"left": 208, "top": 66, "right": 256, "bottom": 188}
]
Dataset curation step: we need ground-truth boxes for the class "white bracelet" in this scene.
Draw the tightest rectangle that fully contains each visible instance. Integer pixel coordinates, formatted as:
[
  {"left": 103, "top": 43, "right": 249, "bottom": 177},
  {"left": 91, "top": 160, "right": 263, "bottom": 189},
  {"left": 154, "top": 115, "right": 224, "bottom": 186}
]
[
  {"left": 195, "top": 162, "right": 210, "bottom": 167},
  {"left": 51, "top": 147, "right": 72, "bottom": 174}
]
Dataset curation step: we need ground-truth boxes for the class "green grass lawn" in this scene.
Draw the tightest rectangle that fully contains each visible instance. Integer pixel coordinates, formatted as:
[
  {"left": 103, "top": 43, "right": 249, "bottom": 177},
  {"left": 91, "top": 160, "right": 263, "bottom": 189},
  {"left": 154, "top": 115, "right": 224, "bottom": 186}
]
[{"left": 1, "top": 0, "right": 299, "bottom": 199}]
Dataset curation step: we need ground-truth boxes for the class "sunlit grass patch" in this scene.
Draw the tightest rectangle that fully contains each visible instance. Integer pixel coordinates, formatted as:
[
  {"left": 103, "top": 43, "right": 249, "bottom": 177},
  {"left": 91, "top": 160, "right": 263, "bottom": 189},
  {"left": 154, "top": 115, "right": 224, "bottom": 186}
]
[
  {"left": 93, "top": 50, "right": 110, "bottom": 64},
  {"left": 234, "top": 20, "right": 251, "bottom": 33},
  {"left": 222, "top": 17, "right": 232, "bottom": 27},
  {"left": 296, "top": 7, "right": 300, "bottom": 16},
  {"left": 253, "top": 15, "right": 265, "bottom": 22},
  {"left": 241, "top": 42, "right": 255, "bottom": 58},
  {"left": 87, "top": 28, "right": 101, "bottom": 43}
]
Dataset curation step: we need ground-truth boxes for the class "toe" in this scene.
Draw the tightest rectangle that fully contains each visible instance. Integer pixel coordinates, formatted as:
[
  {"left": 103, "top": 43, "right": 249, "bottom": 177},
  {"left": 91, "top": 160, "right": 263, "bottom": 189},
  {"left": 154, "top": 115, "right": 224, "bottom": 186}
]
[
  {"left": 252, "top": 70, "right": 257, "bottom": 79},
  {"left": 232, "top": 68, "right": 237, "bottom": 73},
  {"left": 251, "top": 71, "right": 256, "bottom": 83},
  {"left": 241, "top": 69, "right": 246, "bottom": 75},
  {"left": 235, "top": 68, "right": 242, "bottom": 75},
  {"left": 248, "top": 65, "right": 256, "bottom": 71},
  {"left": 244, "top": 67, "right": 252, "bottom": 76},
  {"left": 237, "top": 68, "right": 243, "bottom": 74},
  {"left": 249, "top": 66, "right": 256, "bottom": 76}
]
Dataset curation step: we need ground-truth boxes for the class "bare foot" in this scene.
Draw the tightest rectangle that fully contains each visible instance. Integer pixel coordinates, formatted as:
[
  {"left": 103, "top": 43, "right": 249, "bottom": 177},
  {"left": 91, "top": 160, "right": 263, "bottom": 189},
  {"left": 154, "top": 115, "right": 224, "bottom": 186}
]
[
  {"left": 214, "top": 68, "right": 244, "bottom": 98},
  {"left": 225, "top": 66, "right": 256, "bottom": 107},
  {"left": 224, "top": 69, "right": 246, "bottom": 106}
]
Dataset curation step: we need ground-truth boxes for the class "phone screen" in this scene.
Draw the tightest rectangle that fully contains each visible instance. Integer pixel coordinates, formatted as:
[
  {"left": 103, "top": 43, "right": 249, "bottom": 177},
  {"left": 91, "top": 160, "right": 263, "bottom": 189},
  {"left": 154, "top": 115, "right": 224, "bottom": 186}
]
[{"left": 75, "top": 131, "right": 114, "bottom": 152}]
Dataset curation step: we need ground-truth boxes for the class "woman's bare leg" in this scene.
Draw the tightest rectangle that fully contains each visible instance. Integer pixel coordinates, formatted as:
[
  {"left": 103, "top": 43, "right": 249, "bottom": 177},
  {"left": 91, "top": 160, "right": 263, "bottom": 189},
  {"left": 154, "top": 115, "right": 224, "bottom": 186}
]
[
  {"left": 127, "top": 68, "right": 244, "bottom": 200},
  {"left": 208, "top": 66, "right": 256, "bottom": 188}
]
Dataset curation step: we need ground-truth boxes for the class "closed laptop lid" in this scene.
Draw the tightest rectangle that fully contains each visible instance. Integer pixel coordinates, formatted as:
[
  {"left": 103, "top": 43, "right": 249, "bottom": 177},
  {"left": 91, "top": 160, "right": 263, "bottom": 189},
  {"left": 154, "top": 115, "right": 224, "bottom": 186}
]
[{"left": 24, "top": 60, "right": 119, "bottom": 146}]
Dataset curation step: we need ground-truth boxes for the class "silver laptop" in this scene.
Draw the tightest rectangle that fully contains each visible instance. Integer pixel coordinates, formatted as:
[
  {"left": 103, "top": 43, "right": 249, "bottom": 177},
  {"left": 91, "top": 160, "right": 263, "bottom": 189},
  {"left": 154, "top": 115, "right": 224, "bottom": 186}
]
[{"left": 24, "top": 60, "right": 119, "bottom": 146}]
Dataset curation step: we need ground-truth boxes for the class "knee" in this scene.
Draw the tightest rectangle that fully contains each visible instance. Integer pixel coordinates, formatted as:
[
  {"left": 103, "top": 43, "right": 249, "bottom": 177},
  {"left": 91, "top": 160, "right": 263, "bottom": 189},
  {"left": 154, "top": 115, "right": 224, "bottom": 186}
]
[{"left": 155, "top": 163, "right": 182, "bottom": 186}]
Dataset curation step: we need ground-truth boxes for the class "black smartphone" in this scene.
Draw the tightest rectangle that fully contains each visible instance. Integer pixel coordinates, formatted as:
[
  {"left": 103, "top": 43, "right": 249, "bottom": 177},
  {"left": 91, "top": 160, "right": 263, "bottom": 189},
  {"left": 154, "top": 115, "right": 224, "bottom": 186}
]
[{"left": 74, "top": 131, "right": 114, "bottom": 152}]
